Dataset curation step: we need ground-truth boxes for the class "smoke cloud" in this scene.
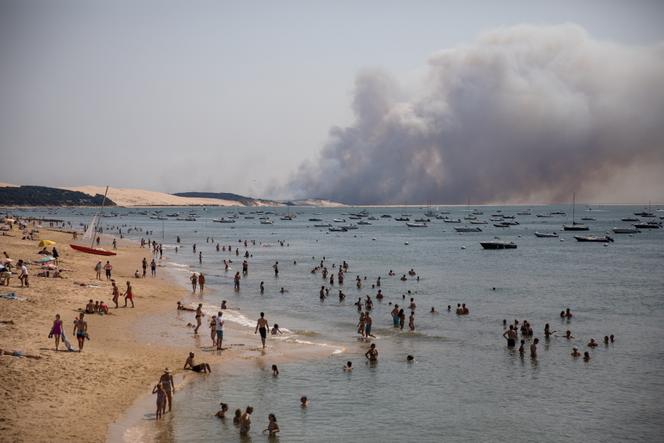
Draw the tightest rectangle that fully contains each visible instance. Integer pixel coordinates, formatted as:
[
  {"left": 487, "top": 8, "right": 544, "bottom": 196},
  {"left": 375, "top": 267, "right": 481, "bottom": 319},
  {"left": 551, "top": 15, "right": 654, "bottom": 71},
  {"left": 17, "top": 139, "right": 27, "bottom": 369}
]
[{"left": 287, "top": 24, "right": 664, "bottom": 204}]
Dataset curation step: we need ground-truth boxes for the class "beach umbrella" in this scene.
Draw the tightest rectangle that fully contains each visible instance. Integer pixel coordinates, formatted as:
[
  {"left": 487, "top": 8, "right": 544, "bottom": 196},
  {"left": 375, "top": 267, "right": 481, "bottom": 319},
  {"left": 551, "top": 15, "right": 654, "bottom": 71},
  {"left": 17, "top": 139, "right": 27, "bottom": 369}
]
[
  {"left": 36, "top": 256, "right": 55, "bottom": 263},
  {"left": 38, "top": 240, "right": 56, "bottom": 247}
]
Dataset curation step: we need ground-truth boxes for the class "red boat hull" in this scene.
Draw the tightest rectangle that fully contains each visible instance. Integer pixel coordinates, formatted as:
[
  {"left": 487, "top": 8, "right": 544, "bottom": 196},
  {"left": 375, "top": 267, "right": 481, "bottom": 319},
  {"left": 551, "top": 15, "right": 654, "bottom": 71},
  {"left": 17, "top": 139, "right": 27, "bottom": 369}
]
[{"left": 69, "top": 244, "right": 117, "bottom": 256}]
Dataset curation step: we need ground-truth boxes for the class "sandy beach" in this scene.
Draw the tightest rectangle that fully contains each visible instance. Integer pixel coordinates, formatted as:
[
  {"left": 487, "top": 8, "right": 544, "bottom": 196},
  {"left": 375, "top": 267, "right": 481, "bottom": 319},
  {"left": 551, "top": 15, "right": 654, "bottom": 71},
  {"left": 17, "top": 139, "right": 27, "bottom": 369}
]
[{"left": 0, "top": 223, "right": 341, "bottom": 442}]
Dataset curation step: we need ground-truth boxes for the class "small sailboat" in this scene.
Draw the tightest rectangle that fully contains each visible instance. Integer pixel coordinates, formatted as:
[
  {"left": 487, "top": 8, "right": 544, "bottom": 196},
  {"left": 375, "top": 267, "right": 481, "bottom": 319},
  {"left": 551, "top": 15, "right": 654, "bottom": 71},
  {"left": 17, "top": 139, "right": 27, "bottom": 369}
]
[
  {"left": 563, "top": 193, "right": 589, "bottom": 231},
  {"left": 70, "top": 186, "right": 117, "bottom": 256}
]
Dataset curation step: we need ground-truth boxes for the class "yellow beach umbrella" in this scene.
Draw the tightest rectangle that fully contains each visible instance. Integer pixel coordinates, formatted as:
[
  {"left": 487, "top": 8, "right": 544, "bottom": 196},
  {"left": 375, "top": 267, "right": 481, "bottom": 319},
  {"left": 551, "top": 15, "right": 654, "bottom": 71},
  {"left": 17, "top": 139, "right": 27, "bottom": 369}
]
[{"left": 38, "top": 240, "right": 56, "bottom": 247}]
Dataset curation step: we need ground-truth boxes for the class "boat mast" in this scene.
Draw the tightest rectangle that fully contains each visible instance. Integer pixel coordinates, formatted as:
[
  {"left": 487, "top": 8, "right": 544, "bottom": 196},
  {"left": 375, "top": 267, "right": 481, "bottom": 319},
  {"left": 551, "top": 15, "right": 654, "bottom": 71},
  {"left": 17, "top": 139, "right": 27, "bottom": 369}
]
[
  {"left": 91, "top": 186, "right": 109, "bottom": 248},
  {"left": 572, "top": 192, "right": 576, "bottom": 225}
]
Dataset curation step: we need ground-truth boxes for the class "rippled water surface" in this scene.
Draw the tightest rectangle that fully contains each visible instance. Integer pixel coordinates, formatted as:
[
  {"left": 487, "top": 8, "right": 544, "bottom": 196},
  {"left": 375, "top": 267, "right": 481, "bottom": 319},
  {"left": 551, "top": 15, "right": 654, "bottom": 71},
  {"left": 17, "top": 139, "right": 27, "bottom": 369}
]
[{"left": 10, "top": 205, "right": 664, "bottom": 442}]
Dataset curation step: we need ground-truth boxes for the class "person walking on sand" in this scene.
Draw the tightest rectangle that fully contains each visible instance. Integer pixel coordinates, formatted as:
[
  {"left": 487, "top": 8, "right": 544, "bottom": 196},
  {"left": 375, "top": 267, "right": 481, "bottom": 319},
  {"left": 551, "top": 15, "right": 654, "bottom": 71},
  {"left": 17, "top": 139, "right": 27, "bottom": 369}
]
[
  {"left": 240, "top": 406, "right": 253, "bottom": 436},
  {"left": 111, "top": 280, "right": 120, "bottom": 308},
  {"left": 123, "top": 281, "right": 134, "bottom": 308},
  {"left": 73, "top": 313, "right": 88, "bottom": 352},
  {"left": 190, "top": 273, "right": 198, "bottom": 292},
  {"left": 198, "top": 273, "right": 205, "bottom": 292},
  {"left": 142, "top": 257, "right": 148, "bottom": 277},
  {"left": 49, "top": 314, "right": 63, "bottom": 351},
  {"left": 194, "top": 304, "right": 203, "bottom": 335},
  {"left": 152, "top": 383, "right": 166, "bottom": 419},
  {"left": 150, "top": 259, "right": 156, "bottom": 277},
  {"left": 159, "top": 368, "right": 175, "bottom": 412},
  {"left": 215, "top": 312, "right": 224, "bottom": 350},
  {"left": 255, "top": 312, "right": 269, "bottom": 348},
  {"left": 103, "top": 261, "right": 112, "bottom": 280},
  {"left": 209, "top": 315, "right": 217, "bottom": 347},
  {"left": 94, "top": 261, "right": 102, "bottom": 280}
]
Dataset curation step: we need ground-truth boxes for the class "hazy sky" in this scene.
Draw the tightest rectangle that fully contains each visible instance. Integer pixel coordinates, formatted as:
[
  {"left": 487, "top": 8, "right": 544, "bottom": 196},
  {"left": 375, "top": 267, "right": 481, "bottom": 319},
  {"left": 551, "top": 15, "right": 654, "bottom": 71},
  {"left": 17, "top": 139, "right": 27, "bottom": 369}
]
[{"left": 1, "top": 0, "right": 663, "bottom": 202}]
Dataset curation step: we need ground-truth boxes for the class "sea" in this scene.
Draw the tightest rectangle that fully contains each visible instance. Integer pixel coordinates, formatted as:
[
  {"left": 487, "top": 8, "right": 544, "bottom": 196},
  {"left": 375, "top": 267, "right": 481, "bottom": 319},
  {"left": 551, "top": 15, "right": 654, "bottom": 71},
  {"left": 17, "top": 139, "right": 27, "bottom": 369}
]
[{"left": 7, "top": 204, "right": 664, "bottom": 442}]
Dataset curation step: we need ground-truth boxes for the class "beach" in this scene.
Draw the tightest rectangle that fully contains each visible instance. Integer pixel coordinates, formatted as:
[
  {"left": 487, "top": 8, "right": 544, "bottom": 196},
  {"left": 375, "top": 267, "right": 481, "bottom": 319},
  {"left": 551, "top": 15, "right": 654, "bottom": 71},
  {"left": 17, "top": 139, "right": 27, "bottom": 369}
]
[
  {"left": 2, "top": 205, "right": 663, "bottom": 442},
  {"left": 0, "top": 223, "right": 342, "bottom": 442}
]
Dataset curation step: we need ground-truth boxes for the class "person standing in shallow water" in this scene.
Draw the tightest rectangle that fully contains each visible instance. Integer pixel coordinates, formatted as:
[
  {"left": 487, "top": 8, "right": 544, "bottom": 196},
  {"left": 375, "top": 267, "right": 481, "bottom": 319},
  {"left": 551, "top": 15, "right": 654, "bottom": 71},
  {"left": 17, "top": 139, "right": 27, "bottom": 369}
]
[
  {"left": 240, "top": 406, "right": 253, "bottom": 435},
  {"left": 159, "top": 368, "right": 175, "bottom": 412},
  {"left": 255, "top": 312, "right": 269, "bottom": 348},
  {"left": 530, "top": 338, "right": 539, "bottom": 359}
]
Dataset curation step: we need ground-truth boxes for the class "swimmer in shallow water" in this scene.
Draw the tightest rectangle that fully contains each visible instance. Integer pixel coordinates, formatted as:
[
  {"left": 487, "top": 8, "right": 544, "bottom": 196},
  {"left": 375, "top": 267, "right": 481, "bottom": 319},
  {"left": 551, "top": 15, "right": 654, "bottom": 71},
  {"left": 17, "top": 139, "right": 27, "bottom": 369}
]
[
  {"left": 343, "top": 361, "right": 352, "bottom": 371},
  {"left": 571, "top": 347, "right": 581, "bottom": 357}
]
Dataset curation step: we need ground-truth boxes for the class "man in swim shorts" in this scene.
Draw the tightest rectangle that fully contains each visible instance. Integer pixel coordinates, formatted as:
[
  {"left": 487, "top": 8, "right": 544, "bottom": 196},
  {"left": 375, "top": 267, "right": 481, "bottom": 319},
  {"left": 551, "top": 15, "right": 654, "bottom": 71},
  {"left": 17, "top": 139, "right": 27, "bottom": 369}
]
[
  {"left": 73, "top": 313, "right": 88, "bottom": 352},
  {"left": 255, "top": 312, "right": 269, "bottom": 348},
  {"left": 215, "top": 312, "right": 224, "bottom": 350}
]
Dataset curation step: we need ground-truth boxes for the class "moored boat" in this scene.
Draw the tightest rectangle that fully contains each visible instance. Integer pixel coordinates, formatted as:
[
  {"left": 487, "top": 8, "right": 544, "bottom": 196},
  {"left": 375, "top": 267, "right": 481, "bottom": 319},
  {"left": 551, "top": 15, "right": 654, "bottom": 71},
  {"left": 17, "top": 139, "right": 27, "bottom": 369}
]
[
  {"left": 574, "top": 235, "right": 614, "bottom": 242},
  {"left": 480, "top": 240, "right": 517, "bottom": 249}
]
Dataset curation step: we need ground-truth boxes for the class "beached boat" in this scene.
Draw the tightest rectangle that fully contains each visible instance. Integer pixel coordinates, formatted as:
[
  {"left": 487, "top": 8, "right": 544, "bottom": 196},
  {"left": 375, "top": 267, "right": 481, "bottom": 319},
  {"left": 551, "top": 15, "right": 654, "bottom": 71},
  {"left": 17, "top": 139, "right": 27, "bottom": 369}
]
[
  {"left": 480, "top": 240, "right": 517, "bottom": 249},
  {"left": 574, "top": 235, "right": 614, "bottom": 242},
  {"left": 455, "top": 226, "right": 482, "bottom": 232},
  {"left": 406, "top": 222, "right": 427, "bottom": 228},
  {"left": 534, "top": 232, "right": 559, "bottom": 238},
  {"left": 69, "top": 186, "right": 117, "bottom": 256}
]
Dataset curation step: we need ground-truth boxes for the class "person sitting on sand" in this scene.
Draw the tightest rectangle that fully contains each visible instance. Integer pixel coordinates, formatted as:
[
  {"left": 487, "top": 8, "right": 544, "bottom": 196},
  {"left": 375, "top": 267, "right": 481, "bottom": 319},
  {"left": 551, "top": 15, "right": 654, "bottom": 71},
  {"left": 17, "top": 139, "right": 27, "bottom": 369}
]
[
  {"left": 85, "top": 300, "right": 95, "bottom": 314},
  {"left": 216, "top": 402, "right": 229, "bottom": 419},
  {"left": 99, "top": 301, "right": 109, "bottom": 315},
  {"left": 263, "top": 413, "right": 280, "bottom": 436},
  {"left": 184, "top": 352, "right": 211, "bottom": 373},
  {"left": 134, "top": 270, "right": 140, "bottom": 278}
]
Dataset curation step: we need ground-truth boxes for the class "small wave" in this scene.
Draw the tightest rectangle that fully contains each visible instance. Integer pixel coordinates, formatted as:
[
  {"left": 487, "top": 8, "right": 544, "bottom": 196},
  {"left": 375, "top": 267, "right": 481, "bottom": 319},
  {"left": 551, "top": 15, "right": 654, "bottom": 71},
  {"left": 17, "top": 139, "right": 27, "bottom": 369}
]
[
  {"left": 292, "top": 330, "right": 320, "bottom": 337},
  {"left": 167, "top": 262, "right": 190, "bottom": 268},
  {"left": 287, "top": 338, "right": 345, "bottom": 354}
]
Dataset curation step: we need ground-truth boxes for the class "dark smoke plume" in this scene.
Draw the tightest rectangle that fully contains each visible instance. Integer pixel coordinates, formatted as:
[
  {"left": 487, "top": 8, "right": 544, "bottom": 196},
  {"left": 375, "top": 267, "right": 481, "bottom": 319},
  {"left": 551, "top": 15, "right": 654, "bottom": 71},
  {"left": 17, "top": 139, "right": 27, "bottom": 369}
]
[{"left": 288, "top": 24, "right": 664, "bottom": 204}]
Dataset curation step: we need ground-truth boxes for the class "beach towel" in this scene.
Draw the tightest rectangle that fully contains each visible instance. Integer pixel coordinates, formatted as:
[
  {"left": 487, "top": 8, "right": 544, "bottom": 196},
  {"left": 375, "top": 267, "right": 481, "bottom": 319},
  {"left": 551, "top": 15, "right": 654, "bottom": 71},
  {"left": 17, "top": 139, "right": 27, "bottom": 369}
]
[{"left": 0, "top": 292, "right": 26, "bottom": 301}]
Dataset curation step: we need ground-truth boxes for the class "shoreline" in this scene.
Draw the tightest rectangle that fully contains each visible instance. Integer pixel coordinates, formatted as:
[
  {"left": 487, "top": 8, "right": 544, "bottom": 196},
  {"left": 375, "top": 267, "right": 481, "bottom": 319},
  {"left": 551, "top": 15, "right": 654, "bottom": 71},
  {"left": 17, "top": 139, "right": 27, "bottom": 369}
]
[
  {"left": 0, "top": 222, "right": 351, "bottom": 442},
  {"left": 107, "top": 263, "right": 351, "bottom": 442},
  {"left": 0, "top": 227, "right": 197, "bottom": 442}
]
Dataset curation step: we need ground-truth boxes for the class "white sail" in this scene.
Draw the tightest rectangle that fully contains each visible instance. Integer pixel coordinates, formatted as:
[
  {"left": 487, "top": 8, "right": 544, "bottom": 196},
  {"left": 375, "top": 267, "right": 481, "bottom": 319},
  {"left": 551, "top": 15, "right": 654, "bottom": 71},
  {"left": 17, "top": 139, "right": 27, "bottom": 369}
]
[{"left": 82, "top": 215, "right": 98, "bottom": 242}]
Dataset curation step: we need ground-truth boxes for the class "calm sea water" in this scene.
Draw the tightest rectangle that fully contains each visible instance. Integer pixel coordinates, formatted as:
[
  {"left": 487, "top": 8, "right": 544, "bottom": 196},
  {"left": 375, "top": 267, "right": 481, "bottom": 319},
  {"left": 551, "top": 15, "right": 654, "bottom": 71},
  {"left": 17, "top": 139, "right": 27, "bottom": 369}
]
[{"left": 8, "top": 205, "right": 664, "bottom": 442}]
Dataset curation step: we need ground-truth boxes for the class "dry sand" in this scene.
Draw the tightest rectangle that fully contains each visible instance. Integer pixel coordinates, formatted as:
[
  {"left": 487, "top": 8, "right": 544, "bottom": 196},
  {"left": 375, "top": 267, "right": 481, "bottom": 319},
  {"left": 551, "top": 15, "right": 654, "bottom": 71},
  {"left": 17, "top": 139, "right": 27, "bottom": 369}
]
[
  {"left": 0, "top": 224, "right": 343, "bottom": 442},
  {"left": 65, "top": 186, "right": 240, "bottom": 207}
]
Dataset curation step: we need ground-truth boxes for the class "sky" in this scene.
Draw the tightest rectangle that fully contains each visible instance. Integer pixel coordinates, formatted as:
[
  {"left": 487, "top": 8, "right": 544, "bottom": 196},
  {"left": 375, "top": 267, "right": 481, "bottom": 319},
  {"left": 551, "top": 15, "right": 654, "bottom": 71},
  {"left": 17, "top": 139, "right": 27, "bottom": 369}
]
[{"left": 1, "top": 0, "right": 663, "bottom": 203}]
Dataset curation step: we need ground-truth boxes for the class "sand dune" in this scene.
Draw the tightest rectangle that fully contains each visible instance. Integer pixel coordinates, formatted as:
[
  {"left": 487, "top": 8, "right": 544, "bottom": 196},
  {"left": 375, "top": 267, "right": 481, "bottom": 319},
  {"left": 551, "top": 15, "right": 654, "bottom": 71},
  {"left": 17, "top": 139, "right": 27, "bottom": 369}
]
[{"left": 66, "top": 186, "right": 241, "bottom": 207}]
